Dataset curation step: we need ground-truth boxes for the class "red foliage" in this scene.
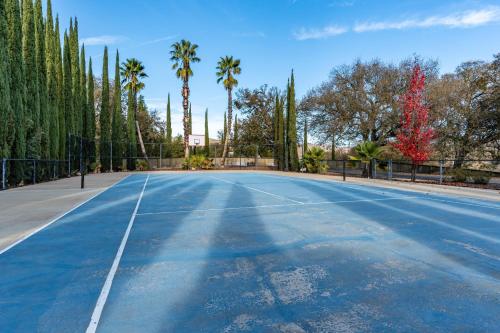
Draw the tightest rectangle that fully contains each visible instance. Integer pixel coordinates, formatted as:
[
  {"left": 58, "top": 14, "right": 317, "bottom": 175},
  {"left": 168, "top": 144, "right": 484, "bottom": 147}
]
[{"left": 393, "top": 65, "right": 433, "bottom": 165}]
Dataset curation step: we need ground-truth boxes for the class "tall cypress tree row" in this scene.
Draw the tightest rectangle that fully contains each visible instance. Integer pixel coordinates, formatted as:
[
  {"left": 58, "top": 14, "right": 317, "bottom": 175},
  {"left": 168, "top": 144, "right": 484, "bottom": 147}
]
[
  {"left": 35, "top": 0, "right": 49, "bottom": 160},
  {"left": 277, "top": 96, "right": 285, "bottom": 170},
  {"left": 204, "top": 108, "right": 209, "bottom": 156},
  {"left": 126, "top": 89, "right": 137, "bottom": 170},
  {"left": 99, "top": 46, "right": 111, "bottom": 171},
  {"left": 286, "top": 70, "right": 299, "bottom": 171},
  {"left": 45, "top": 0, "right": 59, "bottom": 160},
  {"left": 87, "top": 57, "right": 96, "bottom": 163},
  {"left": 79, "top": 45, "right": 87, "bottom": 138},
  {"left": 233, "top": 114, "right": 238, "bottom": 155},
  {"left": 62, "top": 32, "right": 72, "bottom": 160},
  {"left": 111, "top": 50, "right": 123, "bottom": 170},
  {"left": 55, "top": 16, "right": 65, "bottom": 160},
  {"left": 273, "top": 94, "right": 280, "bottom": 167},
  {"left": 22, "top": 0, "right": 40, "bottom": 159},
  {"left": 303, "top": 119, "right": 308, "bottom": 155},
  {"left": 165, "top": 93, "right": 172, "bottom": 158},
  {"left": 0, "top": 0, "right": 12, "bottom": 158},
  {"left": 6, "top": 0, "right": 26, "bottom": 182},
  {"left": 70, "top": 17, "right": 80, "bottom": 135}
]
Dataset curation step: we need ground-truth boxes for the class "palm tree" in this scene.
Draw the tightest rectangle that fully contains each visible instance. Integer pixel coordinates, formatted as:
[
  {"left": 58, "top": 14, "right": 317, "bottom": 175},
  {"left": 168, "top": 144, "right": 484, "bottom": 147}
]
[
  {"left": 170, "top": 40, "right": 200, "bottom": 159},
  {"left": 216, "top": 56, "right": 241, "bottom": 166},
  {"left": 121, "top": 58, "right": 149, "bottom": 162},
  {"left": 349, "top": 141, "right": 382, "bottom": 178}
]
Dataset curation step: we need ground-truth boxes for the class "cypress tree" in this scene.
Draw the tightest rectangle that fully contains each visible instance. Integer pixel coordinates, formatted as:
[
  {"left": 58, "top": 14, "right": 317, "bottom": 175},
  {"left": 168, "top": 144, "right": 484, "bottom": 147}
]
[
  {"left": 111, "top": 50, "right": 123, "bottom": 170},
  {"left": 55, "top": 16, "right": 65, "bottom": 160},
  {"left": 204, "top": 108, "right": 209, "bottom": 156},
  {"left": 165, "top": 93, "right": 172, "bottom": 157},
  {"left": 35, "top": 0, "right": 48, "bottom": 160},
  {"left": 233, "top": 114, "right": 238, "bottom": 156},
  {"left": 62, "top": 32, "right": 72, "bottom": 161},
  {"left": 277, "top": 96, "right": 285, "bottom": 170},
  {"left": 6, "top": 0, "right": 26, "bottom": 182},
  {"left": 303, "top": 119, "right": 308, "bottom": 155},
  {"left": 100, "top": 46, "right": 111, "bottom": 171},
  {"left": 274, "top": 94, "right": 280, "bottom": 167},
  {"left": 22, "top": 0, "right": 40, "bottom": 159},
  {"left": 0, "top": 0, "right": 12, "bottom": 158},
  {"left": 126, "top": 89, "right": 137, "bottom": 170},
  {"left": 80, "top": 45, "right": 87, "bottom": 138},
  {"left": 87, "top": 57, "right": 95, "bottom": 163},
  {"left": 45, "top": 0, "right": 58, "bottom": 160},
  {"left": 70, "top": 17, "right": 81, "bottom": 135},
  {"left": 286, "top": 71, "right": 299, "bottom": 171}
]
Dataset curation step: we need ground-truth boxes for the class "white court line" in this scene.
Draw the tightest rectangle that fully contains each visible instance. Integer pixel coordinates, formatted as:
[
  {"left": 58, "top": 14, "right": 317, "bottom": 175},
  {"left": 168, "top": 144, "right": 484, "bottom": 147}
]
[
  {"left": 261, "top": 173, "right": 500, "bottom": 210},
  {"left": 210, "top": 175, "right": 305, "bottom": 204},
  {"left": 0, "top": 175, "right": 132, "bottom": 256},
  {"left": 86, "top": 174, "right": 150, "bottom": 333},
  {"left": 136, "top": 195, "right": 419, "bottom": 216}
]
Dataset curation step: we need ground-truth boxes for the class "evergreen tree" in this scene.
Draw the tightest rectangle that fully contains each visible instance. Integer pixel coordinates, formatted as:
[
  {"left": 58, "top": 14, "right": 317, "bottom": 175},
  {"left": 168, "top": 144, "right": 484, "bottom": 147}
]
[
  {"left": 70, "top": 17, "right": 81, "bottom": 135},
  {"left": 87, "top": 58, "right": 95, "bottom": 163},
  {"left": 126, "top": 89, "right": 136, "bottom": 170},
  {"left": 286, "top": 70, "right": 299, "bottom": 171},
  {"left": 100, "top": 46, "right": 111, "bottom": 171},
  {"left": 80, "top": 45, "right": 87, "bottom": 137},
  {"left": 277, "top": 96, "right": 285, "bottom": 170},
  {"left": 6, "top": 0, "right": 26, "bottom": 181},
  {"left": 0, "top": 0, "right": 12, "bottom": 158},
  {"left": 62, "top": 32, "right": 73, "bottom": 161},
  {"left": 303, "top": 119, "right": 308, "bottom": 155},
  {"left": 35, "top": 0, "right": 49, "bottom": 160},
  {"left": 45, "top": 0, "right": 58, "bottom": 160},
  {"left": 55, "top": 16, "right": 65, "bottom": 160},
  {"left": 204, "top": 108, "right": 209, "bottom": 155},
  {"left": 22, "top": 0, "right": 40, "bottom": 159},
  {"left": 111, "top": 50, "right": 123, "bottom": 170},
  {"left": 165, "top": 93, "right": 172, "bottom": 157}
]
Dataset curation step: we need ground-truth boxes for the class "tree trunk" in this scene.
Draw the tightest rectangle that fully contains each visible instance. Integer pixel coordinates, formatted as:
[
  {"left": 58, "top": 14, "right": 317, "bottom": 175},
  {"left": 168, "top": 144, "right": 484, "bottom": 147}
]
[
  {"left": 411, "top": 163, "right": 416, "bottom": 182},
  {"left": 221, "top": 87, "right": 232, "bottom": 166},
  {"left": 133, "top": 91, "right": 149, "bottom": 165},
  {"left": 182, "top": 79, "right": 190, "bottom": 159}
]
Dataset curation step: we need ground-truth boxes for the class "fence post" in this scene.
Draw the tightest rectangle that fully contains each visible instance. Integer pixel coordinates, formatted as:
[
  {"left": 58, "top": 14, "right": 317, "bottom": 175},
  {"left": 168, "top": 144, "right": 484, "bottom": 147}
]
[
  {"left": 439, "top": 160, "right": 443, "bottom": 184},
  {"left": 342, "top": 160, "right": 346, "bottom": 181},
  {"left": 388, "top": 159, "right": 393, "bottom": 181},
  {"left": 2, "top": 158, "right": 6, "bottom": 190},
  {"left": 33, "top": 160, "right": 36, "bottom": 184}
]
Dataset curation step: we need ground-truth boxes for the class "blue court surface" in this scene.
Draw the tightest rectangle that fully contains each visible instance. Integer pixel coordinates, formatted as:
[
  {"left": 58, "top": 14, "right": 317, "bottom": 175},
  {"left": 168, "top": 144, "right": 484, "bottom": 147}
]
[{"left": 1, "top": 172, "right": 499, "bottom": 332}]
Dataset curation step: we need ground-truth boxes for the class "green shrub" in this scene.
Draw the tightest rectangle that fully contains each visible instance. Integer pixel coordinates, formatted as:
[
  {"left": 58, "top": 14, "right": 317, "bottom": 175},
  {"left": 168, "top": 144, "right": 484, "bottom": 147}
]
[
  {"left": 136, "top": 159, "right": 150, "bottom": 171},
  {"left": 446, "top": 168, "right": 468, "bottom": 182},
  {"left": 471, "top": 172, "right": 491, "bottom": 184},
  {"left": 446, "top": 168, "right": 491, "bottom": 184},
  {"left": 303, "top": 147, "right": 327, "bottom": 174},
  {"left": 183, "top": 155, "right": 213, "bottom": 170}
]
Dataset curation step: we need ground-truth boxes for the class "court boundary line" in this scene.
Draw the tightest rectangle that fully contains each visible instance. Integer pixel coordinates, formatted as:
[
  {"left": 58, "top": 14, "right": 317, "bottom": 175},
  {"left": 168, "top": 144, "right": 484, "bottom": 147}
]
[
  {"left": 0, "top": 175, "right": 132, "bottom": 256},
  {"left": 260, "top": 173, "right": 500, "bottom": 210},
  {"left": 136, "top": 195, "right": 419, "bottom": 216},
  {"left": 86, "top": 174, "right": 150, "bottom": 333},
  {"left": 210, "top": 175, "right": 305, "bottom": 204}
]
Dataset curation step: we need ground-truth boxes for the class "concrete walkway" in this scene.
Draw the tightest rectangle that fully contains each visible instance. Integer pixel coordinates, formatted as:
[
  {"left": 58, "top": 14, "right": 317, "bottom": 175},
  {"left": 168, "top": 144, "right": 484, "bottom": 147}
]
[{"left": 0, "top": 173, "right": 129, "bottom": 252}]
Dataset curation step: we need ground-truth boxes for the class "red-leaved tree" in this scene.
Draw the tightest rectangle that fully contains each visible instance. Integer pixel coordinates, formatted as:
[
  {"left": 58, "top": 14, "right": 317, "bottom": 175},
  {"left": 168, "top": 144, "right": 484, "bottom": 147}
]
[{"left": 393, "top": 65, "right": 434, "bottom": 181}]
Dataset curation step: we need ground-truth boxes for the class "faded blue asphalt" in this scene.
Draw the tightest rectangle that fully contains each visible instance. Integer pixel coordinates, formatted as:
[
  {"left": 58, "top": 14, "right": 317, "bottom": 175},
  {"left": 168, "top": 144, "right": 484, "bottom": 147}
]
[{"left": 1, "top": 173, "right": 499, "bottom": 332}]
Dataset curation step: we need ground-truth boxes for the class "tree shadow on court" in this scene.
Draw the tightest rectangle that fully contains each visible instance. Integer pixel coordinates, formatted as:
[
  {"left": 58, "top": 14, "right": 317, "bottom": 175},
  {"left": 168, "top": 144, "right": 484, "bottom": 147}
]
[{"left": 291, "top": 178, "right": 500, "bottom": 279}]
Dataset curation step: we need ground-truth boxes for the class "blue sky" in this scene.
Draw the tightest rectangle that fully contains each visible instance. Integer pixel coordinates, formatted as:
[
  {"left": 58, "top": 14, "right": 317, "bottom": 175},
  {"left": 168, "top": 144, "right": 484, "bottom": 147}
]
[{"left": 51, "top": 0, "right": 500, "bottom": 139}]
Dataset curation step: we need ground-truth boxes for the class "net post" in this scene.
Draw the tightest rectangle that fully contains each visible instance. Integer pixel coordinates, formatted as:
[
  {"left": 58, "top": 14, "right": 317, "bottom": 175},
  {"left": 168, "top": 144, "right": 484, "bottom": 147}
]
[
  {"left": 342, "top": 159, "right": 346, "bottom": 181},
  {"left": 2, "top": 158, "right": 6, "bottom": 190}
]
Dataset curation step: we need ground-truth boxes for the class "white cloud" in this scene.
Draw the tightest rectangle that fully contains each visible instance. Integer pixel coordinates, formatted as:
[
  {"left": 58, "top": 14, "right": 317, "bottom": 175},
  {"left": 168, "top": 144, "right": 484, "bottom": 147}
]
[
  {"left": 139, "top": 35, "right": 177, "bottom": 46},
  {"left": 354, "top": 7, "right": 500, "bottom": 32},
  {"left": 293, "top": 25, "right": 347, "bottom": 40},
  {"left": 80, "top": 35, "right": 128, "bottom": 46}
]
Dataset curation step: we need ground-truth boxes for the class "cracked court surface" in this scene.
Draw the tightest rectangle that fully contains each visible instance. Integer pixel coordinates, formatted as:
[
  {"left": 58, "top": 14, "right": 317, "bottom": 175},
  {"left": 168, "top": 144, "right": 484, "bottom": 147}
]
[{"left": 1, "top": 172, "right": 499, "bottom": 332}]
